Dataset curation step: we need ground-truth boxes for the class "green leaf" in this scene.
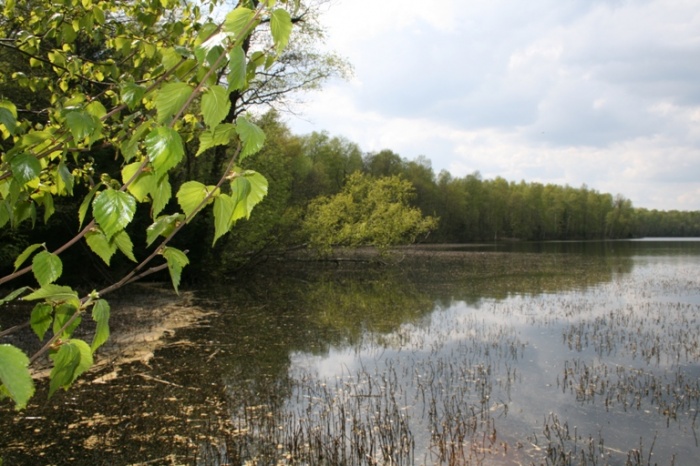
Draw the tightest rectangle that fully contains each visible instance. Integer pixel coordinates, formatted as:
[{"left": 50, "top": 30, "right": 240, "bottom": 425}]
[
  {"left": 30, "top": 303, "right": 53, "bottom": 341},
  {"left": 65, "top": 110, "right": 100, "bottom": 142},
  {"left": 145, "top": 126, "right": 185, "bottom": 179},
  {"left": 48, "top": 339, "right": 93, "bottom": 398},
  {"left": 92, "top": 189, "right": 136, "bottom": 239},
  {"left": 212, "top": 194, "right": 235, "bottom": 245},
  {"left": 0, "top": 101, "right": 17, "bottom": 139},
  {"left": 121, "top": 120, "right": 152, "bottom": 163},
  {"left": 112, "top": 230, "right": 137, "bottom": 262},
  {"left": 146, "top": 213, "right": 184, "bottom": 247},
  {"left": 10, "top": 153, "right": 42, "bottom": 185},
  {"left": 53, "top": 304, "right": 81, "bottom": 340},
  {"left": 78, "top": 185, "right": 100, "bottom": 229},
  {"left": 201, "top": 85, "right": 230, "bottom": 128},
  {"left": 236, "top": 116, "right": 266, "bottom": 161},
  {"left": 85, "top": 229, "right": 116, "bottom": 265},
  {"left": 90, "top": 299, "right": 110, "bottom": 352},
  {"left": 32, "top": 251, "right": 63, "bottom": 287},
  {"left": 196, "top": 123, "right": 235, "bottom": 156},
  {"left": 176, "top": 181, "right": 208, "bottom": 218},
  {"left": 39, "top": 191, "right": 54, "bottom": 223},
  {"left": 0, "top": 345, "right": 35, "bottom": 410},
  {"left": 2, "top": 0, "right": 14, "bottom": 17},
  {"left": 122, "top": 162, "right": 155, "bottom": 202},
  {"left": 151, "top": 176, "right": 171, "bottom": 218},
  {"left": 86, "top": 101, "right": 107, "bottom": 120},
  {"left": 227, "top": 46, "right": 247, "bottom": 91},
  {"left": 14, "top": 243, "right": 43, "bottom": 271},
  {"left": 270, "top": 8, "right": 292, "bottom": 54},
  {"left": 224, "top": 7, "right": 256, "bottom": 37},
  {"left": 55, "top": 162, "right": 74, "bottom": 196},
  {"left": 162, "top": 247, "right": 189, "bottom": 294},
  {"left": 195, "top": 31, "right": 226, "bottom": 66},
  {"left": 23, "top": 284, "right": 80, "bottom": 308},
  {"left": 120, "top": 82, "right": 146, "bottom": 110},
  {"left": 154, "top": 82, "right": 193, "bottom": 123},
  {"left": 231, "top": 170, "right": 268, "bottom": 221},
  {"left": 0, "top": 287, "right": 29, "bottom": 306}
]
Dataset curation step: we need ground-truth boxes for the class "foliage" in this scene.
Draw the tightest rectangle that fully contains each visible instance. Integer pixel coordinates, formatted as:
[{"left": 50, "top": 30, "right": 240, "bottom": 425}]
[
  {"left": 0, "top": 0, "right": 298, "bottom": 410},
  {"left": 303, "top": 172, "right": 438, "bottom": 254}
]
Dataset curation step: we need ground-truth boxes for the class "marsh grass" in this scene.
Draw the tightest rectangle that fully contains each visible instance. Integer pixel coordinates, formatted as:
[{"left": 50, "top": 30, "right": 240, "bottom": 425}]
[
  {"left": 1, "top": 243, "right": 699, "bottom": 465},
  {"left": 207, "top": 254, "right": 700, "bottom": 465}
]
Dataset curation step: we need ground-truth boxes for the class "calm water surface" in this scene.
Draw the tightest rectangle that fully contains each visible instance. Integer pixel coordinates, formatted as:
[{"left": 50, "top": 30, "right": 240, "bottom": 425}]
[{"left": 1, "top": 239, "right": 699, "bottom": 465}]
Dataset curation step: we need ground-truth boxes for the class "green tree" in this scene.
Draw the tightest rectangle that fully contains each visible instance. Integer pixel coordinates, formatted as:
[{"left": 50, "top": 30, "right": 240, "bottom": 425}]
[
  {"left": 303, "top": 172, "right": 438, "bottom": 255},
  {"left": 0, "top": 0, "right": 299, "bottom": 410}
]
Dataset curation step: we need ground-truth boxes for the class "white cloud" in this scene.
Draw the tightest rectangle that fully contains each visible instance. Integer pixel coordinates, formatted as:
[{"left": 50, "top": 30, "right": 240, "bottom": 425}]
[{"left": 287, "top": 0, "right": 700, "bottom": 210}]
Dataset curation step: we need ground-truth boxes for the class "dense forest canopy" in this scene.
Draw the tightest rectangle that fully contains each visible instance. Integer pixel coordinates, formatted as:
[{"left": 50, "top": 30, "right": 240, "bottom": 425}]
[{"left": 200, "top": 112, "right": 700, "bottom": 261}]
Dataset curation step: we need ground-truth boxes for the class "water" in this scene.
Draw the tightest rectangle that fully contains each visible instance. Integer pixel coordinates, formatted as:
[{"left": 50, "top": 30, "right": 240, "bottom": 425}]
[{"left": 1, "top": 239, "right": 699, "bottom": 465}]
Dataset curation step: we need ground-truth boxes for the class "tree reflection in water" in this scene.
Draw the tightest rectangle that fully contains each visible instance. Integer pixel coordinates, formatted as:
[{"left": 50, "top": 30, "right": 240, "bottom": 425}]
[{"left": 2, "top": 241, "right": 700, "bottom": 465}]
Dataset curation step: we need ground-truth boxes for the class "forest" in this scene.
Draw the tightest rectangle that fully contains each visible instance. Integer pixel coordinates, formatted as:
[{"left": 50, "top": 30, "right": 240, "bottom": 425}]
[{"left": 5, "top": 107, "right": 700, "bottom": 280}]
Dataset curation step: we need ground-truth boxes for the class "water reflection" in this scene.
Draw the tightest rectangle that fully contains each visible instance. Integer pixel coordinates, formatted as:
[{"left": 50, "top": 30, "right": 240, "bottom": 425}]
[{"left": 1, "top": 240, "right": 699, "bottom": 465}]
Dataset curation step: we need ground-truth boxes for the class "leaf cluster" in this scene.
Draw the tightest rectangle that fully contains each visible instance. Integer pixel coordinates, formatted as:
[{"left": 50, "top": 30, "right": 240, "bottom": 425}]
[{"left": 0, "top": 0, "right": 295, "bottom": 409}]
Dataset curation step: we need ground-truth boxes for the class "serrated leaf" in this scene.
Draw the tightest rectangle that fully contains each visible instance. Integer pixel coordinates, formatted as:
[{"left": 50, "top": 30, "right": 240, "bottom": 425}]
[
  {"left": 213, "top": 193, "right": 235, "bottom": 246},
  {"left": 30, "top": 303, "right": 53, "bottom": 341},
  {"left": 48, "top": 339, "right": 92, "bottom": 398},
  {"left": 270, "top": 8, "right": 292, "bottom": 54},
  {"left": 32, "top": 251, "right": 63, "bottom": 287},
  {"left": 227, "top": 46, "right": 247, "bottom": 92},
  {"left": 56, "top": 162, "right": 74, "bottom": 196},
  {"left": 10, "top": 153, "right": 41, "bottom": 185},
  {"left": 162, "top": 247, "right": 189, "bottom": 294},
  {"left": 92, "top": 189, "right": 136, "bottom": 239},
  {"left": 176, "top": 181, "right": 208, "bottom": 218},
  {"left": 120, "top": 82, "right": 146, "bottom": 110},
  {"left": 154, "top": 82, "right": 192, "bottom": 123},
  {"left": 0, "top": 345, "right": 35, "bottom": 410},
  {"left": 86, "top": 101, "right": 107, "bottom": 119},
  {"left": 85, "top": 229, "right": 116, "bottom": 265},
  {"left": 146, "top": 213, "right": 184, "bottom": 247},
  {"left": 112, "top": 230, "right": 136, "bottom": 262},
  {"left": 91, "top": 299, "right": 110, "bottom": 352},
  {"left": 151, "top": 176, "right": 171, "bottom": 218},
  {"left": 230, "top": 176, "right": 251, "bottom": 223},
  {"left": 231, "top": 170, "right": 268, "bottom": 222},
  {"left": 0, "top": 287, "right": 29, "bottom": 306},
  {"left": 196, "top": 123, "right": 235, "bottom": 156},
  {"left": 78, "top": 185, "right": 100, "bottom": 229},
  {"left": 235, "top": 116, "right": 265, "bottom": 161},
  {"left": 23, "top": 284, "right": 80, "bottom": 308},
  {"left": 145, "top": 127, "right": 184, "bottom": 180},
  {"left": 14, "top": 243, "right": 43, "bottom": 271},
  {"left": 65, "top": 110, "right": 100, "bottom": 142},
  {"left": 201, "top": 85, "right": 230, "bottom": 128},
  {"left": 122, "top": 162, "right": 155, "bottom": 202},
  {"left": 53, "top": 303, "right": 81, "bottom": 340},
  {"left": 224, "top": 7, "right": 255, "bottom": 37}
]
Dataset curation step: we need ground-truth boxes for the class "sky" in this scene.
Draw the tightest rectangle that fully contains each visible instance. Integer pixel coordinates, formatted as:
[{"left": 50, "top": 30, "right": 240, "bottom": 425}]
[{"left": 285, "top": 0, "right": 700, "bottom": 211}]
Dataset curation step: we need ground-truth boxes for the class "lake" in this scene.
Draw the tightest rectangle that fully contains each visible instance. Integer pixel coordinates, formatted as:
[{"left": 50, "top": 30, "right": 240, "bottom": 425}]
[{"left": 1, "top": 239, "right": 699, "bottom": 465}]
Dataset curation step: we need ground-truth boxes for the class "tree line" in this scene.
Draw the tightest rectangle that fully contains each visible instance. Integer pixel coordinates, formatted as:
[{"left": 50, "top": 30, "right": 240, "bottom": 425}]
[
  {"left": 197, "top": 111, "right": 700, "bottom": 271},
  {"left": 6, "top": 109, "right": 697, "bottom": 278}
]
